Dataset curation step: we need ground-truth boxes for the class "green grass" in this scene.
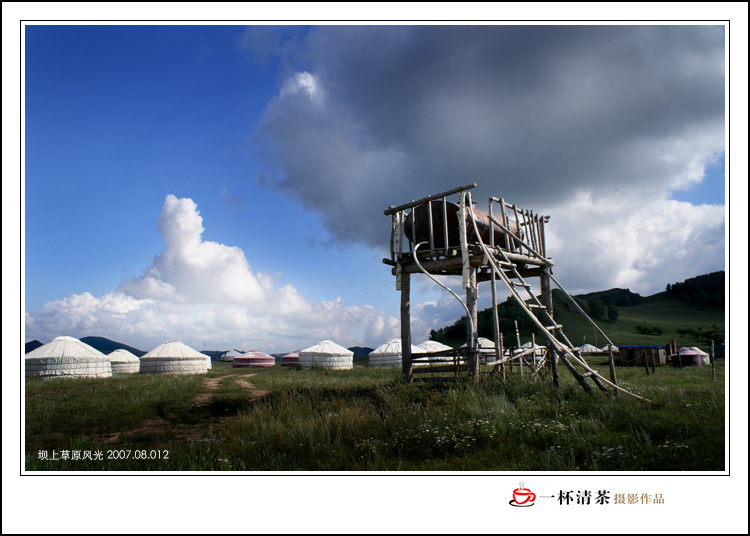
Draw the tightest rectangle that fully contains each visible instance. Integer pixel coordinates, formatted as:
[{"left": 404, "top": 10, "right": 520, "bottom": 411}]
[{"left": 24, "top": 361, "right": 725, "bottom": 471}]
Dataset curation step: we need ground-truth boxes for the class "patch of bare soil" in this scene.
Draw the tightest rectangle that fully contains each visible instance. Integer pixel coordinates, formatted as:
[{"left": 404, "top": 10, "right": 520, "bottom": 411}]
[
  {"left": 192, "top": 376, "right": 226, "bottom": 406},
  {"left": 233, "top": 374, "right": 268, "bottom": 398}
]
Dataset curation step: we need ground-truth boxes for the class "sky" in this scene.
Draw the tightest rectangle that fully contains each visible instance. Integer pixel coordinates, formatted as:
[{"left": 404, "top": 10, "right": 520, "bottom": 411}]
[{"left": 21, "top": 23, "right": 731, "bottom": 355}]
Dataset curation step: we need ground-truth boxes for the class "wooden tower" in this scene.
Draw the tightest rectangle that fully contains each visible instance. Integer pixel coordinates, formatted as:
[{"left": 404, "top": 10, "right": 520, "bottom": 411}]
[{"left": 383, "top": 183, "right": 647, "bottom": 401}]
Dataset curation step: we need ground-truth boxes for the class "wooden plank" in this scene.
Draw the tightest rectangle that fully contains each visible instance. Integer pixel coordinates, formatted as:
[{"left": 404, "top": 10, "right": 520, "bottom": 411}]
[
  {"left": 383, "top": 183, "right": 476, "bottom": 215},
  {"left": 414, "top": 377, "right": 458, "bottom": 383},
  {"left": 401, "top": 271, "right": 412, "bottom": 383},
  {"left": 413, "top": 364, "right": 468, "bottom": 374}
]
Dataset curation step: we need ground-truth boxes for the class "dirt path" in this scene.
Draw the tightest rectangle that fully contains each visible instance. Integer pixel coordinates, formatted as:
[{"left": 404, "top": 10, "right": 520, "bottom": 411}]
[
  {"left": 100, "top": 372, "right": 271, "bottom": 447},
  {"left": 233, "top": 374, "right": 269, "bottom": 397},
  {"left": 192, "top": 373, "right": 268, "bottom": 405}
]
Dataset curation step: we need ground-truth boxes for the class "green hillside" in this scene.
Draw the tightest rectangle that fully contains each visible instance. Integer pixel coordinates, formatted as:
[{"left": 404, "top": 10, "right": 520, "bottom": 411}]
[
  {"left": 549, "top": 289, "right": 724, "bottom": 350},
  {"left": 430, "top": 272, "right": 725, "bottom": 352}
]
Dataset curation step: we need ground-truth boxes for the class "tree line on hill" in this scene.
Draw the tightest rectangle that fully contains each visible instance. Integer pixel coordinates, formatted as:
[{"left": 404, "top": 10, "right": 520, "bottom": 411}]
[{"left": 665, "top": 271, "right": 724, "bottom": 309}]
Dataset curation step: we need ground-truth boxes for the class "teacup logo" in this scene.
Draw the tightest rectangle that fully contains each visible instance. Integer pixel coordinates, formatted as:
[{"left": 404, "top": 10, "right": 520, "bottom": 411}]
[{"left": 510, "top": 482, "right": 536, "bottom": 507}]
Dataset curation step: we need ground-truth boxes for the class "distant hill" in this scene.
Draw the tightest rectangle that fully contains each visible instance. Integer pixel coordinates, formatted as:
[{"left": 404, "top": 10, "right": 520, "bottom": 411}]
[
  {"left": 25, "top": 340, "right": 44, "bottom": 354},
  {"left": 349, "top": 346, "right": 374, "bottom": 358},
  {"left": 430, "top": 272, "right": 725, "bottom": 350},
  {"left": 80, "top": 336, "right": 145, "bottom": 357}
]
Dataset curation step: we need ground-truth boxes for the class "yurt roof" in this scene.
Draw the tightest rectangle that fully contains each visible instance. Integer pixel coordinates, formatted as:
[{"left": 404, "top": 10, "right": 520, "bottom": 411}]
[
  {"left": 460, "top": 337, "right": 495, "bottom": 348},
  {"left": 300, "top": 340, "right": 354, "bottom": 356},
  {"left": 239, "top": 350, "right": 274, "bottom": 359},
  {"left": 225, "top": 349, "right": 242, "bottom": 357},
  {"left": 579, "top": 343, "right": 600, "bottom": 353},
  {"left": 25, "top": 336, "right": 106, "bottom": 359},
  {"left": 108, "top": 349, "right": 140, "bottom": 363},
  {"left": 690, "top": 346, "right": 710, "bottom": 356},
  {"left": 677, "top": 346, "right": 702, "bottom": 356},
  {"left": 599, "top": 344, "right": 619, "bottom": 352},
  {"left": 416, "top": 340, "right": 452, "bottom": 352},
  {"left": 142, "top": 340, "right": 209, "bottom": 359},
  {"left": 370, "top": 339, "right": 424, "bottom": 356},
  {"left": 283, "top": 350, "right": 301, "bottom": 358}
]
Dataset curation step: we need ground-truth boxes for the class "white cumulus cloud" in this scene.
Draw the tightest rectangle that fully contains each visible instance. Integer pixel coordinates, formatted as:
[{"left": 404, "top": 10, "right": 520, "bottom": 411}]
[{"left": 25, "top": 195, "right": 396, "bottom": 353}]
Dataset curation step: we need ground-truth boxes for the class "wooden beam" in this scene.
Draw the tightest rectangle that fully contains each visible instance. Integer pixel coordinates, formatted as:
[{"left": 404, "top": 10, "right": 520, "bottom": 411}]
[{"left": 384, "top": 183, "right": 476, "bottom": 215}]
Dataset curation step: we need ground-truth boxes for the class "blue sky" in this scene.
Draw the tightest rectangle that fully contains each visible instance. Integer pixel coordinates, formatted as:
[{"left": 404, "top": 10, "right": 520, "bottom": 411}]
[{"left": 22, "top": 23, "right": 729, "bottom": 354}]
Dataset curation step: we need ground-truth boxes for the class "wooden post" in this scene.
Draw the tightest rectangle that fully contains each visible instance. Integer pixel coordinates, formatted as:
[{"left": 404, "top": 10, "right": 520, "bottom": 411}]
[
  {"left": 514, "top": 321, "right": 522, "bottom": 376},
  {"left": 400, "top": 271, "right": 412, "bottom": 384},
  {"left": 491, "top": 271, "right": 502, "bottom": 374},
  {"left": 500, "top": 332, "right": 506, "bottom": 380},
  {"left": 710, "top": 340, "right": 716, "bottom": 382},
  {"left": 466, "top": 265, "right": 479, "bottom": 382},
  {"left": 607, "top": 343, "right": 618, "bottom": 393},
  {"left": 539, "top": 222, "right": 559, "bottom": 388}
]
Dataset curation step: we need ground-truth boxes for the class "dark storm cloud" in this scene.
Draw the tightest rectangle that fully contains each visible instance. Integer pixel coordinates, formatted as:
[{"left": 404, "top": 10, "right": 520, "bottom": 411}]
[{"left": 248, "top": 25, "right": 724, "bottom": 250}]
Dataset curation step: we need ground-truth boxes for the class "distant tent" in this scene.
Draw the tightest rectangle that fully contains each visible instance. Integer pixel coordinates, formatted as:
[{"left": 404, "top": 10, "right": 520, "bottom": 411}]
[
  {"left": 460, "top": 337, "right": 496, "bottom": 353},
  {"left": 140, "top": 341, "right": 210, "bottom": 375},
  {"left": 368, "top": 339, "right": 424, "bottom": 367},
  {"left": 690, "top": 347, "right": 711, "bottom": 365},
  {"left": 579, "top": 343, "right": 600, "bottom": 354},
  {"left": 599, "top": 344, "right": 619, "bottom": 353},
  {"left": 672, "top": 346, "right": 703, "bottom": 367},
  {"left": 281, "top": 350, "right": 301, "bottom": 367},
  {"left": 222, "top": 350, "right": 241, "bottom": 362},
  {"left": 108, "top": 349, "right": 140, "bottom": 374},
  {"left": 299, "top": 340, "right": 353, "bottom": 370},
  {"left": 234, "top": 350, "right": 275, "bottom": 368},
  {"left": 25, "top": 336, "right": 112, "bottom": 378},
  {"left": 416, "top": 340, "right": 452, "bottom": 353}
]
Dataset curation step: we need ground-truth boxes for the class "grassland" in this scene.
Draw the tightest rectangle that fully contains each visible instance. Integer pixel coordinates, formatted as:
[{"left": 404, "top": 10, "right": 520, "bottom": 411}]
[{"left": 24, "top": 359, "right": 725, "bottom": 472}]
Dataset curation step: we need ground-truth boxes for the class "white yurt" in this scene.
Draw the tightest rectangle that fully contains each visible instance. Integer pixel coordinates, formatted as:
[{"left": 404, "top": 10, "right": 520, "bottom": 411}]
[
  {"left": 599, "top": 344, "right": 619, "bottom": 353},
  {"left": 299, "top": 340, "right": 354, "bottom": 370},
  {"left": 25, "top": 336, "right": 112, "bottom": 378},
  {"left": 578, "top": 343, "right": 600, "bottom": 354},
  {"left": 461, "top": 337, "right": 497, "bottom": 353},
  {"left": 368, "top": 339, "right": 424, "bottom": 367},
  {"left": 234, "top": 350, "right": 276, "bottom": 368},
  {"left": 108, "top": 349, "right": 140, "bottom": 374},
  {"left": 415, "top": 340, "right": 455, "bottom": 363},
  {"left": 140, "top": 340, "right": 210, "bottom": 375},
  {"left": 221, "top": 349, "right": 242, "bottom": 362},
  {"left": 690, "top": 346, "right": 711, "bottom": 365}
]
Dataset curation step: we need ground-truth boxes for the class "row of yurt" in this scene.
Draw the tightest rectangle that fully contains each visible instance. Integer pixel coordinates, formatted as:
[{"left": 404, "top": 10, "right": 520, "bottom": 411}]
[
  {"left": 299, "top": 340, "right": 353, "bottom": 370},
  {"left": 233, "top": 350, "right": 275, "bottom": 368},
  {"left": 367, "top": 339, "right": 457, "bottom": 367}
]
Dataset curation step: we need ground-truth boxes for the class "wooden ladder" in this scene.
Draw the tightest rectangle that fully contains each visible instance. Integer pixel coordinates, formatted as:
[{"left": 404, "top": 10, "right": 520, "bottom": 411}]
[{"left": 463, "top": 191, "right": 650, "bottom": 401}]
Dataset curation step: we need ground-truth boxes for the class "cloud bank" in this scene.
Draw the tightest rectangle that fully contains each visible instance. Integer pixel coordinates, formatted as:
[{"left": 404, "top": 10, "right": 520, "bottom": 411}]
[
  {"left": 25, "top": 195, "right": 400, "bottom": 352},
  {"left": 247, "top": 25, "right": 725, "bottom": 295}
]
